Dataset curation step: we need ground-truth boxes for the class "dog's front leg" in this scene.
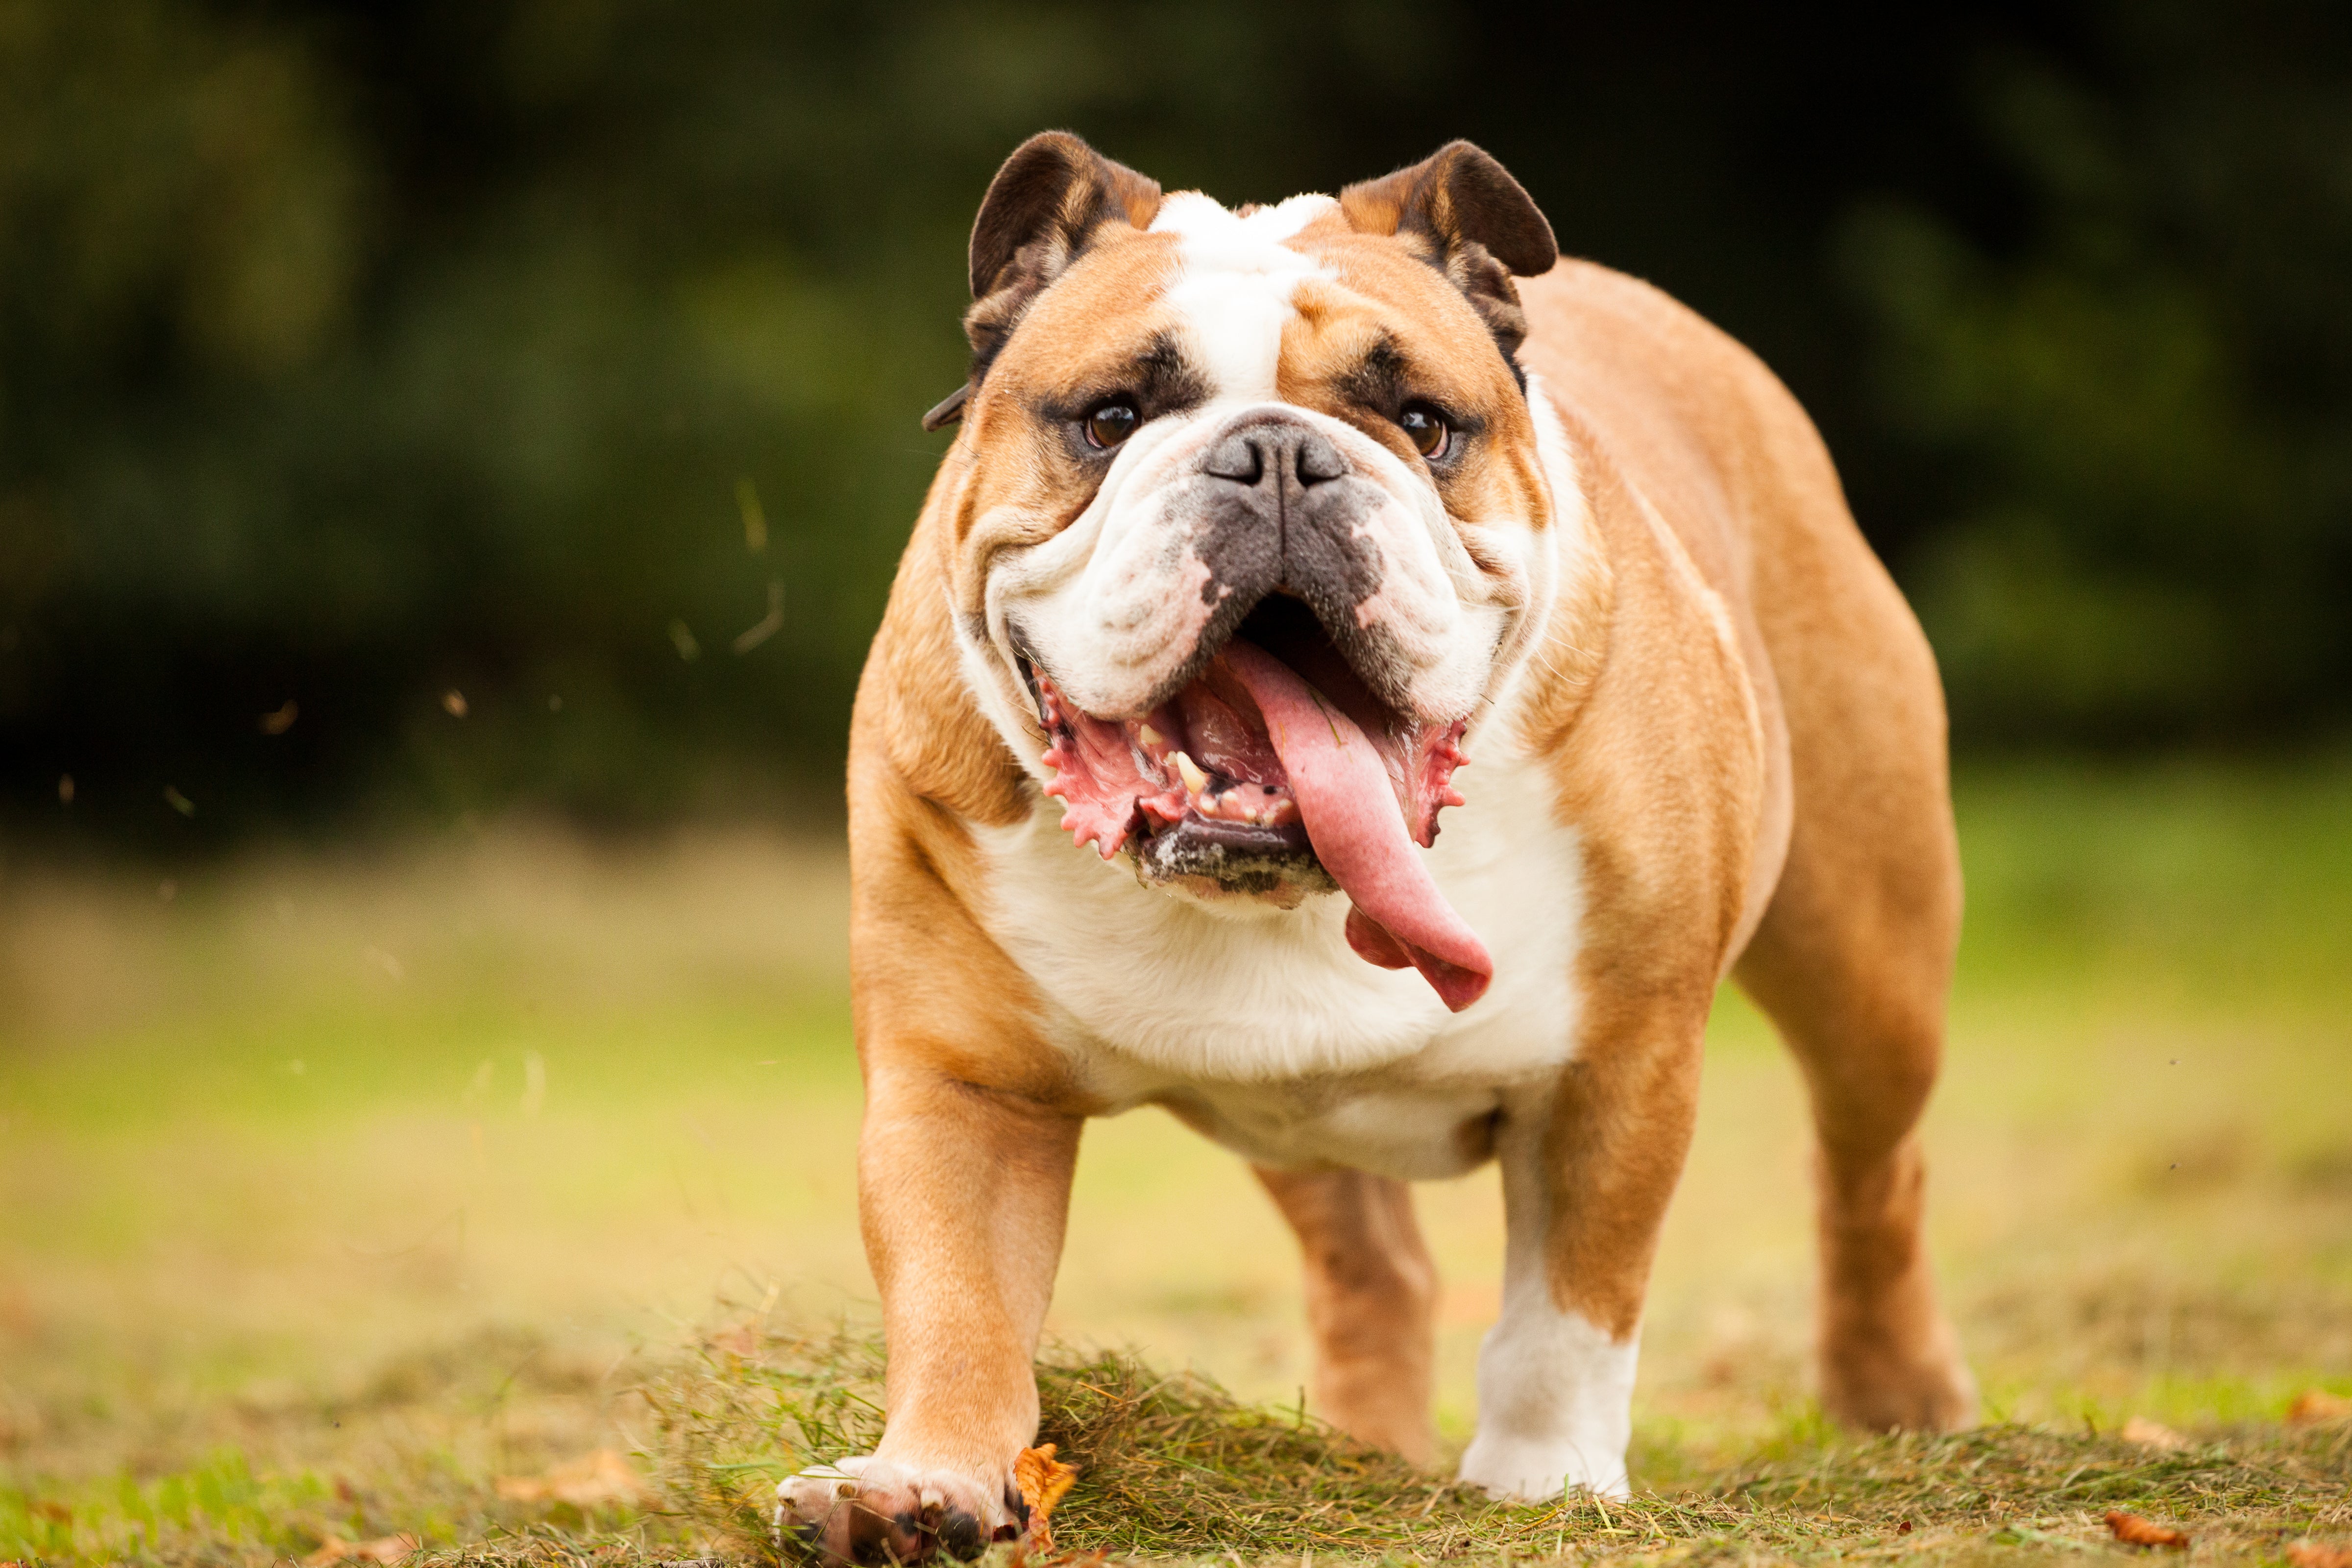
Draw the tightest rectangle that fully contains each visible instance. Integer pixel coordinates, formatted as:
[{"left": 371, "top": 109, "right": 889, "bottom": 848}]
[
  {"left": 1458, "top": 1010, "right": 1705, "bottom": 1501},
  {"left": 779, "top": 1061, "right": 1081, "bottom": 1562}
]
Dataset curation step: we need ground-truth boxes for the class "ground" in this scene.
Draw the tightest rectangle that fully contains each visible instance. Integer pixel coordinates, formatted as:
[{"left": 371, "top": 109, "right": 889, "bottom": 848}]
[{"left": 1, "top": 757, "right": 2349, "bottom": 1565}]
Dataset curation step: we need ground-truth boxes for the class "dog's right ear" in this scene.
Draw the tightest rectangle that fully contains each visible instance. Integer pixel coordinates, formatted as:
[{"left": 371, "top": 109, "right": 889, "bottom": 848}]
[
  {"left": 968, "top": 131, "right": 1163, "bottom": 300},
  {"left": 926, "top": 133, "right": 1162, "bottom": 427}
]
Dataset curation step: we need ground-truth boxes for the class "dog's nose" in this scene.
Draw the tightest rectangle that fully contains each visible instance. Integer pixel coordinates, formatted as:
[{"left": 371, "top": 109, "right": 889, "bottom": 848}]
[{"left": 1201, "top": 418, "right": 1348, "bottom": 491}]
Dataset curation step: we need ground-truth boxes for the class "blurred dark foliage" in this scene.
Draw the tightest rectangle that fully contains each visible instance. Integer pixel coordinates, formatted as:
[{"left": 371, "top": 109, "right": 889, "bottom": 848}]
[{"left": 2, "top": 0, "right": 2347, "bottom": 847}]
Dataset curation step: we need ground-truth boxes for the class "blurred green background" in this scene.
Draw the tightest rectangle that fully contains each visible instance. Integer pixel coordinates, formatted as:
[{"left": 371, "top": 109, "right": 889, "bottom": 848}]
[{"left": 6, "top": 0, "right": 2350, "bottom": 849}]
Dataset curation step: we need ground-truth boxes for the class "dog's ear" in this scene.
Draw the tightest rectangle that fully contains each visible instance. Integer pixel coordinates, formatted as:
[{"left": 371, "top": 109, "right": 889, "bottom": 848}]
[
  {"left": 930, "top": 132, "right": 1160, "bottom": 423},
  {"left": 1340, "top": 141, "right": 1556, "bottom": 377},
  {"left": 969, "top": 131, "right": 1163, "bottom": 299}
]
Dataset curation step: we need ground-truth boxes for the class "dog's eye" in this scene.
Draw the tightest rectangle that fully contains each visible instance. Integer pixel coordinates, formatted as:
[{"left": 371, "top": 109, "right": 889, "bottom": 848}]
[
  {"left": 1398, "top": 404, "right": 1449, "bottom": 460},
  {"left": 1083, "top": 400, "right": 1139, "bottom": 450}
]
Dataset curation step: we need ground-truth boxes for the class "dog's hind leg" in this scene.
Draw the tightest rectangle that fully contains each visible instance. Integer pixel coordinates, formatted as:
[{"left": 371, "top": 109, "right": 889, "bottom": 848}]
[
  {"left": 1737, "top": 822, "right": 1976, "bottom": 1432},
  {"left": 1732, "top": 490, "right": 1977, "bottom": 1433},
  {"left": 1253, "top": 1165, "right": 1439, "bottom": 1465}
]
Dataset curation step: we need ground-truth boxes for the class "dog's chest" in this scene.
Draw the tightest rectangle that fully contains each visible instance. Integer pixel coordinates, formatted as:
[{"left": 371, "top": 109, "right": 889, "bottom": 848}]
[{"left": 975, "top": 747, "right": 1586, "bottom": 1178}]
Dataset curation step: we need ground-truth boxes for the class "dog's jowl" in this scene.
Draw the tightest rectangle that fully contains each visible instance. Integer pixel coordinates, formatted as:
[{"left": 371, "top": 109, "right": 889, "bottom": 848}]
[{"left": 778, "top": 133, "right": 1977, "bottom": 1561}]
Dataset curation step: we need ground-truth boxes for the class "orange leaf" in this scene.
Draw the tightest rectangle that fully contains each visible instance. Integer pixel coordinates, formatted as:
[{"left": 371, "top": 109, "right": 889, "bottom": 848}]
[
  {"left": 2286, "top": 1544, "right": 2352, "bottom": 1568},
  {"left": 302, "top": 1532, "right": 419, "bottom": 1567},
  {"left": 2287, "top": 1389, "right": 2352, "bottom": 1427},
  {"left": 2121, "top": 1416, "right": 2189, "bottom": 1451},
  {"left": 2105, "top": 1511, "right": 2189, "bottom": 1550},
  {"left": 493, "top": 1448, "right": 653, "bottom": 1510},
  {"left": 1012, "top": 1443, "right": 1080, "bottom": 1553}
]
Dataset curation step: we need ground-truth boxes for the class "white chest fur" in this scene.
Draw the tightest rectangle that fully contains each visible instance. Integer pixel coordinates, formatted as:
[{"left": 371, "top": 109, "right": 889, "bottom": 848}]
[{"left": 974, "top": 740, "right": 1586, "bottom": 1178}]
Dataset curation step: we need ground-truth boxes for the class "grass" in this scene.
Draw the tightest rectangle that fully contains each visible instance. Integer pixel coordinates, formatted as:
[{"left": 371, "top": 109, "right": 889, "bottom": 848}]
[
  {"left": 639, "top": 1325, "right": 2352, "bottom": 1566},
  {"left": 3, "top": 755, "right": 2351, "bottom": 1565}
]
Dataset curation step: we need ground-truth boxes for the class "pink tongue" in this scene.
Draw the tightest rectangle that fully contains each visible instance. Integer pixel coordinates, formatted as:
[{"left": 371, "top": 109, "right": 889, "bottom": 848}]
[{"left": 1222, "top": 641, "right": 1493, "bottom": 1011}]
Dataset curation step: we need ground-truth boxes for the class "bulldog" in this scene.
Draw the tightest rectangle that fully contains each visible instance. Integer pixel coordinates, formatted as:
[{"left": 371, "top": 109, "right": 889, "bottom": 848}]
[{"left": 779, "top": 132, "right": 1977, "bottom": 1560}]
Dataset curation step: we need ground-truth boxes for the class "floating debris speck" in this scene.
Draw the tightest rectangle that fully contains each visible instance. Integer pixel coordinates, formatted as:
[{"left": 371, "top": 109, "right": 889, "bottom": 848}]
[
  {"left": 733, "top": 578, "right": 784, "bottom": 654},
  {"left": 737, "top": 476, "right": 769, "bottom": 554}
]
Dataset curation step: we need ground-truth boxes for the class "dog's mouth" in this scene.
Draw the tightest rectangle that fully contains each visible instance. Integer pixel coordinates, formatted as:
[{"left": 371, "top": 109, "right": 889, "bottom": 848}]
[{"left": 1023, "top": 597, "right": 1492, "bottom": 1010}]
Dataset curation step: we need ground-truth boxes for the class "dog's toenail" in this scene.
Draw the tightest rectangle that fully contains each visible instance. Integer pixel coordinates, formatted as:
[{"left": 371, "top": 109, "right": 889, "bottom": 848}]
[{"left": 939, "top": 1511, "right": 983, "bottom": 1560}]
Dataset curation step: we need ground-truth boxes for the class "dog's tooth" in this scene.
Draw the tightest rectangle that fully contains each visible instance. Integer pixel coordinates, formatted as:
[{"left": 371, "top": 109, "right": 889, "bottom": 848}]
[
  {"left": 1139, "top": 724, "right": 1163, "bottom": 748},
  {"left": 1172, "top": 750, "right": 1210, "bottom": 797}
]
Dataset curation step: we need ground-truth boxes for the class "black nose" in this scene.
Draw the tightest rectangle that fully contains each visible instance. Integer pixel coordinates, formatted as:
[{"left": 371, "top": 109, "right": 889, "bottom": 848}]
[{"left": 1201, "top": 417, "right": 1348, "bottom": 491}]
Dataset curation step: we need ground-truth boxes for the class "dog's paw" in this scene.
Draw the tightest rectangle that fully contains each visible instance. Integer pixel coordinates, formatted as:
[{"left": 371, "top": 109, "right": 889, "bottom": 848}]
[
  {"left": 1457, "top": 1432, "right": 1630, "bottom": 1503},
  {"left": 775, "top": 1455, "right": 1020, "bottom": 1563},
  {"left": 1823, "top": 1336, "right": 1979, "bottom": 1434}
]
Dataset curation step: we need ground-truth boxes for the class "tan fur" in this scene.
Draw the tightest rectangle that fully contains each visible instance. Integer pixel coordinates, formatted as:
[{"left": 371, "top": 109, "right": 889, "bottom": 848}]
[
  {"left": 1515, "top": 261, "right": 1971, "bottom": 1420},
  {"left": 1252, "top": 1165, "right": 1440, "bottom": 1464},
  {"left": 815, "top": 153, "right": 1972, "bottom": 1548}
]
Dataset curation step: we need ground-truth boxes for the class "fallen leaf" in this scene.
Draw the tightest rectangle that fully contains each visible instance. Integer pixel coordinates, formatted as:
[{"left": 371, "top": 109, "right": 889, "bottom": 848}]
[
  {"left": 302, "top": 1532, "right": 418, "bottom": 1566},
  {"left": 495, "top": 1447, "right": 653, "bottom": 1510},
  {"left": 442, "top": 690, "right": 468, "bottom": 718},
  {"left": 2287, "top": 1388, "right": 2352, "bottom": 1427},
  {"left": 1012, "top": 1443, "right": 1080, "bottom": 1553},
  {"left": 2105, "top": 1511, "right": 2189, "bottom": 1550},
  {"left": 2121, "top": 1416, "right": 2189, "bottom": 1451},
  {"left": 707, "top": 1320, "right": 760, "bottom": 1359},
  {"left": 2286, "top": 1543, "right": 2352, "bottom": 1568}
]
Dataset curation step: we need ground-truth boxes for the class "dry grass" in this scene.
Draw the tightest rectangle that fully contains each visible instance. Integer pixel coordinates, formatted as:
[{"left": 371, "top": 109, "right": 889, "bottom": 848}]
[
  {"left": 9, "top": 1312, "right": 2347, "bottom": 1567},
  {"left": 630, "top": 1323, "right": 2352, "bottom": 1567}
]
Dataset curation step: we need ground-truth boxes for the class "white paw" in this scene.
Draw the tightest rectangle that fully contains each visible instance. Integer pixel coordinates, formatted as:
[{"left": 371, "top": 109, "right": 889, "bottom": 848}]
[
  {"left": 1458, "top": 1431, "right": 1630, "bottom": 1501},
  {"left": 1460, "top": 1283, "right": 1639, "bottom": 1503},
  {"left": 775, "top": 1454, "right": 1018, "bottom": 1562}
]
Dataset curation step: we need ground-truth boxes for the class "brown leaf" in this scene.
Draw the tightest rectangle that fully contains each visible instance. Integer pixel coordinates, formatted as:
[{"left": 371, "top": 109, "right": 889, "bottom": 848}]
[
  {"left": 494, "top": 1447, "right": 653, "bottom": 1510},
  {"left": 2121, "top": 1416, "right": 2189, "bottom": 1451},
  {"left": 2105, "top": 1511, "right": 2189, "bottom": 1550},
  {"left": 302, "top": 1532, "right": 419, "bottom": 1567},
  {"left": 1012, "top": 1443, "right": 1080, "bottom": 1553},
  {"left": 707, "top": 1321, "right": 760, "bottom": 1359},
  {"left": 2286, "top": 1543, "right": 2352, "bottom": 1568},
  {"left": 2287, "top": 1388, "right": 2352, "bottom": 1427}
]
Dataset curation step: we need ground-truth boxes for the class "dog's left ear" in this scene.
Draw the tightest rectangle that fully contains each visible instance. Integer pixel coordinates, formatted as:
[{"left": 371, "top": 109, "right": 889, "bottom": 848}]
[
  {"left": 925, "top": 132, "right": 1164, "bottom": 429},
  {"left": 1341, "top": 142, "right": 1556, "bottom": 377}
]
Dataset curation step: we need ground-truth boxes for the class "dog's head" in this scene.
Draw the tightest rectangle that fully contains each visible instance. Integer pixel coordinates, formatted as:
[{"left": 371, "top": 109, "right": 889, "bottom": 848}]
[{"left": 934, "top": 133, "right": 1565, "bottom": 1008}]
